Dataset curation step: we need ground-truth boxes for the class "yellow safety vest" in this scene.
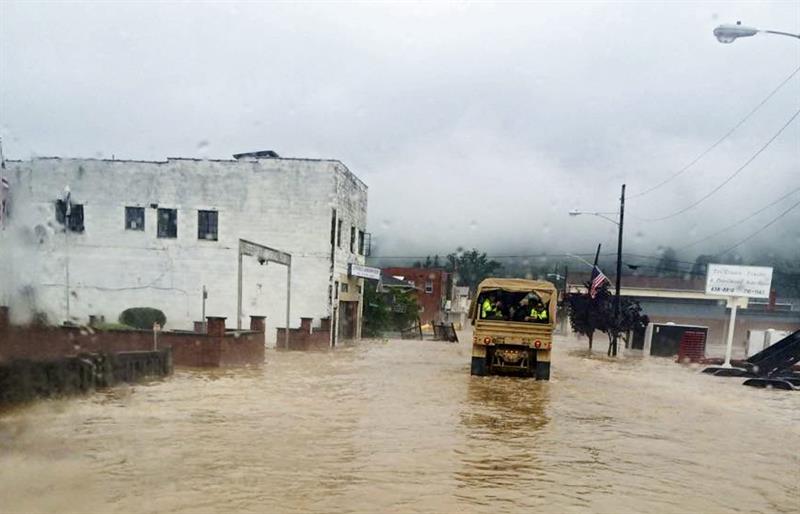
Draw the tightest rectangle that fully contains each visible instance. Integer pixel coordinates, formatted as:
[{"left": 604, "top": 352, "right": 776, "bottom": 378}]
[
  {"left": 530, "top": 307, "right": 548, "bottom": 321},
  {"left": 481, "top": 299, "right": 493, "bottom": 318}
]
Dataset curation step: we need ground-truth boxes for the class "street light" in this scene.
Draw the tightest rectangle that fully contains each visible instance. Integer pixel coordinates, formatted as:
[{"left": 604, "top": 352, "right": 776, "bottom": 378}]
[
  {"left": 569, "top": 184, "right": 626, "bottom": 356},
  {"left": 714, "top": 21, "right": 800, "bottom": 44}
]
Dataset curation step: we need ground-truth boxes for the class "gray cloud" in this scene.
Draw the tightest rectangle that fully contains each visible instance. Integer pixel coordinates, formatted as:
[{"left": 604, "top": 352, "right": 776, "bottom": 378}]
[{"left": 1, "top": 1, "right": 798, "bottom": 262}]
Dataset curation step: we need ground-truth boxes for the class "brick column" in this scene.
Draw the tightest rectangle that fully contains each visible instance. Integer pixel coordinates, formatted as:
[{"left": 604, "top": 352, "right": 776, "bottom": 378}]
[
  {"left": 250, "top": 316, "right": 266, "bottom": 333},
  {"left": 206, "top": 316, "right": 227, "bottom": 337},
  {"left": 300, "top": 317, "right": 313, "bottom": 332},
  {"left": 320, "top": 317, "right": 331, "bottom": 332},
  {"left": 0, "top": 306, "right": 9, "bottom": 333}
]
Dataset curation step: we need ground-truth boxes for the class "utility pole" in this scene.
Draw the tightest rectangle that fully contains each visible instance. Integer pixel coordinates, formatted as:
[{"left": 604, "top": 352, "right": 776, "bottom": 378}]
[{"left": 611, "top": 184, "right": 626, "bottom": 356}]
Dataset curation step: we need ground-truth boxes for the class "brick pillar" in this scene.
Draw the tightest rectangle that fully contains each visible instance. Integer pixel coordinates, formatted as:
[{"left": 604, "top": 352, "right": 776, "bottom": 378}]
[
  {"left": 0, "top": 306, "right": 9, "bottom": 332},
  {"left": 300, "top": 317, "right": 313, "bottom": 332},
  {"left": 320, "top": 317, "right": 331, "bottom": 332},
  {"left": 250, "top": 316, "right": 266, "bottom": 332},
  {"left": 206, "top": 316, "right": 226, "bottom": 337}
]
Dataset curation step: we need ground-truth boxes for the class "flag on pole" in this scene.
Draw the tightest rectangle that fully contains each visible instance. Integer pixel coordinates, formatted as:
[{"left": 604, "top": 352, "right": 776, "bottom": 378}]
[
  {"left": 589, "top": 265, "right": 608, "bottom": 299},
  {"left": 0, "top": 176, "right": 9, "bottom": 228}
]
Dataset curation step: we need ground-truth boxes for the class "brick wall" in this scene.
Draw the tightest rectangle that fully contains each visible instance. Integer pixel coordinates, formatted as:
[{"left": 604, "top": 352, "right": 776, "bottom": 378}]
[
  {"left": 276, "top": 316, "right": 332, "bottom": 351},
  {"left": 382, "top": 268, "right": 449, "bottom": 324},
  {"left": 0, "top": 308, "right": 265, "bottom": 367}
]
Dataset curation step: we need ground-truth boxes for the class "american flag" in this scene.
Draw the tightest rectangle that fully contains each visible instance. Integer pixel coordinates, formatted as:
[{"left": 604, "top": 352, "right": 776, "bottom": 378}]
[
  {"left": 589, "top": 265, "right": 608, "bottom": 299},
  {"left": 0, "top": 176, "right": 8, "bottom": 227}
]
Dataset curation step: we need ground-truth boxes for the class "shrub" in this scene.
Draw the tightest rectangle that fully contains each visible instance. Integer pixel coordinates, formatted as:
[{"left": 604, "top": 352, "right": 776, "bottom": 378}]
[{"left": 119, "top": 307, "right": 166, "bottom": 330}]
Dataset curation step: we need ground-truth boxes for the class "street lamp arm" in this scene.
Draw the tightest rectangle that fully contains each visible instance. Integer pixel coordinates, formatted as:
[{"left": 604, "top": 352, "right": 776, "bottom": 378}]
[
  {"left": 591, "top": 213, "right": 620, "bottom": 226},
  {"left": 762, "top": 29, "right": 800, "bottom": 39}
]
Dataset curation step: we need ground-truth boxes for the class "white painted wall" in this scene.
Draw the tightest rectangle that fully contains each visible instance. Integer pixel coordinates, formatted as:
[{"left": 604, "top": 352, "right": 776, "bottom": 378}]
[{"left": 0, "top": 156, "right": 368, "bottom": 346}]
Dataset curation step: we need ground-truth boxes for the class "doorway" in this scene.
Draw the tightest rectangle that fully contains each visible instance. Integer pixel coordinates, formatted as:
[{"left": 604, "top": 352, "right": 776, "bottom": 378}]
[{"left": 338, "top": 301, "right": 357, "bottom": 341}]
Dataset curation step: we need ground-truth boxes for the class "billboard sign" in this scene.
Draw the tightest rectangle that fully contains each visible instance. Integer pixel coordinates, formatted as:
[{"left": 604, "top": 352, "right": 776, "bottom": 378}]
[
  {"left": 705, "top": 264, "right": 773, "bottom": 298},
  {"left": 349, "top": 263, "right": 381, "bottom": 280}
]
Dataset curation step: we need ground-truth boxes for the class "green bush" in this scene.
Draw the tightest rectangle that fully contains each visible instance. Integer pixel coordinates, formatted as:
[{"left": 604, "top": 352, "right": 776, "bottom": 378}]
[{"left": 119, "top": 308, "right": 166, "bottom": 330}]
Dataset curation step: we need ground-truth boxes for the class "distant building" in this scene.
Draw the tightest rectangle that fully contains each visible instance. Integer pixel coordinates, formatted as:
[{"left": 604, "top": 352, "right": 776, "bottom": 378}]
[
  {"left": 0, "top": 152, "right": 369, "bottom": 346},
  {"left": 568, "top": 274, "right": 800, "bottom": 358},
  {"left": 381, "top": 267, "right": 449, "bottom": 324}
]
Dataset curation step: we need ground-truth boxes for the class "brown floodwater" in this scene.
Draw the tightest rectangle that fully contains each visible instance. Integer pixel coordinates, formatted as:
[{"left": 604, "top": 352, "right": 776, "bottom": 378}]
[{"left": 1, "top": 334, "right": 799, "bottom": 514}]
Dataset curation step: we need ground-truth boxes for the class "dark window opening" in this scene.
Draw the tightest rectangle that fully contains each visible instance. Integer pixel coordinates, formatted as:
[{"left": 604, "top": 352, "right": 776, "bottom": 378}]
[
  {"left": 330, "top": 209, "right": 337, "bottom": 246},
  {"left": 125, "top": 206, "right": 145, "bottom": 231},
  {"left": 198, "top": 210, "right": 218, "bottom": 241},
  {"left": 337, "top": 219, "right": 343, "bottom": 248},
  {"left": 425, "top": 280, "right": 434, "bottom": 294},
  {"left": 55, "top": 200, "right": 84, "bottom": 233},
  {"left": 341, "top": 282, "right": 349, "bottom": 293},
  {"left": 350, "top": 226, "right": 356, "bottom": 253},
  {"left": 157, "top": 208, "right": 177, "bottom": 238},
  {"left": 358, "top": 230, "right": 366, "bottom": 255}
]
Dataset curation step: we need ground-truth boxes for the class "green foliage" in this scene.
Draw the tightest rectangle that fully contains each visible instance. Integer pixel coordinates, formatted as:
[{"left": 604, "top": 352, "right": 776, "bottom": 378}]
[
  {"left": 566, "top": 282, "right": 648, "bottom": 356},
  {"left": 362, "top": 282, "right": 420, "bottom": 337},
  {"left": 119, "top": 307, "right": 166, "bottom": 330},
  {"left": 446, "top": 248, "right": 503, "bottom": 292}
]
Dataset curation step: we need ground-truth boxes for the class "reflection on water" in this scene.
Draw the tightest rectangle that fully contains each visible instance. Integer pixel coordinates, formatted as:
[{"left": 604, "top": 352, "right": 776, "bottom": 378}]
[
  {"left": 1, "top": 335, "right": 798, "bottom": 514},
  {"left": 455, "top": 378, "right": 550, "bottom": 506}
]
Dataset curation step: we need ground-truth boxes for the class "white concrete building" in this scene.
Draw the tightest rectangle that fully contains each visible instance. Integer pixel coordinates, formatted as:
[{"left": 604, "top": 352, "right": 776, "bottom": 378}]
[{"left": 0, "top": 152, "right": 369, "bottom": 346}]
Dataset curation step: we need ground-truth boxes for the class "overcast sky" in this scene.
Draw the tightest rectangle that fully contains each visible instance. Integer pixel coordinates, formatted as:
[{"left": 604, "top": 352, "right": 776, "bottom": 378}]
[{"left": 1, "top": 1, "right": 798, "bottom": 264}]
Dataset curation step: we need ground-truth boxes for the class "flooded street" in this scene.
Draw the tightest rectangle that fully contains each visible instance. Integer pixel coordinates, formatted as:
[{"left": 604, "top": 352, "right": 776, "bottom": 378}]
[{"left": 2, "top": 334, "right": 799, "bottom": 514}]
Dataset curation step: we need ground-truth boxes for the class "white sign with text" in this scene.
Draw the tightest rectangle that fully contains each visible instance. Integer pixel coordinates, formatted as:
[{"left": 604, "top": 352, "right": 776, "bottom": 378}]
[
  {"left": 705, "top": 264, "right": 773, "bottom": 299},
  {"left": 349, "top": 263, "right": 382, "bottom": 280}
]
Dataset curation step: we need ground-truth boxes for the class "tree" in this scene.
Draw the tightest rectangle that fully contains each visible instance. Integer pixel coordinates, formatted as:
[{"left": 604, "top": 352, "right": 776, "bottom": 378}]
[
  {"left": 566, "top": 282, "right": 648, "bottom": 355},
  {"left": 605, "top": 295, "right": 649, "bottom": 356},
  {"left": 446, "top": 248, "right": 503, "bottom": 292},
  {"left": 565, "top": 287, "right": 610, "bottom": 349},
  {"left": 691, "top": 254, "right": 714, "bottom": 277},
  {"left": 655, "top": 247, "right": 680, "bottom": 276},
  {"left": 362, "top": 281, "right": 420, "bottom": 337}
]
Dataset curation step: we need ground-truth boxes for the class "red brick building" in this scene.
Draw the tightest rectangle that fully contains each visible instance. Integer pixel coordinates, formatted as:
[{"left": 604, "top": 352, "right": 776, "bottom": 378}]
[{"left": 382, "top": 268, "right": 450, "bottom": 324}]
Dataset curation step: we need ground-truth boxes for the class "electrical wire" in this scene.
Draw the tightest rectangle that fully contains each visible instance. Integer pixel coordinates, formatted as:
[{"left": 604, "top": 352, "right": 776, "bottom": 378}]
[
  {"left": 629, "top": 65, "right": 800, "bottom": 200},
  {"left": 716, "top": 198, "right": 800, "bottom": 255},
  {"left": 679, "top": 185, "right": 800, "bottom": 250},
  {"left": 637, "top": 106, "right": 800, "bottom": 222}
]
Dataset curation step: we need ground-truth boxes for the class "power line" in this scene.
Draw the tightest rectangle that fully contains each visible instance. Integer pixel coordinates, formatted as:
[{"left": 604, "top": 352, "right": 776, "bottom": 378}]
[
  {"left": 629, "top": 66, "right": 800, "bottom": 200},
  {"left": 637, "top": 106, "right": 800, "bottom": 222},
  {"left": 717, "top": 198, "right": 800, "bottom": 255},
  {"left": 371, "top": 251, "right": 698, "bottom": 265},
  {"left": 679, "top": 185, "right": 800, "bottom": 250}
]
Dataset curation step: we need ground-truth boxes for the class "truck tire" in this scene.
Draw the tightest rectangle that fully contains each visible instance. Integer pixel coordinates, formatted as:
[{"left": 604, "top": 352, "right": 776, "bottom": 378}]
[
  {"left": 535, "top": 361, "right": 550, "bottom": 381},
  {"left": 470, "top": 356, "right": 488, "bottom": 376}
]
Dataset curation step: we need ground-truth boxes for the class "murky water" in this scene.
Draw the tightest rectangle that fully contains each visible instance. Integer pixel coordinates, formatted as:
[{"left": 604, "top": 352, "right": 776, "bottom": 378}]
[{"left": 2, "top": 334, "right": 799, "bottom": 514}]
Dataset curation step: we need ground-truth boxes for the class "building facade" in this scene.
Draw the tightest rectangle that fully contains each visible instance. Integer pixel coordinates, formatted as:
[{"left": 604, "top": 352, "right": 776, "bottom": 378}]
[
  {"left": 0, "top": 153, "right": 368, "bottom": 346},
  {"left": 567, "top": 275, "right": 800, "bottom": 358},
  {"left": 381, "top": 267, "right": 449, "bottom": 325}
]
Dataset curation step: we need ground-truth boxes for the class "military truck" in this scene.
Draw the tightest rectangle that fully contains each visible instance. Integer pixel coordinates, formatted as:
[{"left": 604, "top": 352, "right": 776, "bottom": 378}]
[{"left": 469, "top": 278, "right": 557, "bottom": 380}]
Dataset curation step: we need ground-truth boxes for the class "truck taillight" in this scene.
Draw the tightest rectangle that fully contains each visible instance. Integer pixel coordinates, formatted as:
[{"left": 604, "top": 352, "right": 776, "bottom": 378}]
[
  {"left": 483, "top": 337, "right": 491, "bottom": 344},
  {"left": 534, "top": 340, "right": 542, "bottom": 348}
]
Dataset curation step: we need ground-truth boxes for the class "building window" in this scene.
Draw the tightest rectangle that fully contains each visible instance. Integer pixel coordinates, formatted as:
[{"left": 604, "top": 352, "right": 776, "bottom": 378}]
[
  {"left": 358, "top": 230, "right": 366, "bottom": 255},
  {"left": 337, "top": 219, "right": 343, "bottom": 248},
  {"left": 350, "top": 226, "right": 356, "bottom": 253},
  {"left": 330, "top": 209, "right": 337, "bottom": 246},
  {"left": 341, "top": 283, "right": 349, "bottom": 293},
  {"left": 197, "top": 210, "right": 218, "bottom": 241},
  {"left": 125, "top": 207, "right": 144, "bottom": 231},
  {"left": 334, "top": 281, "right": 339, "bottom": 299},
  {"left": 425, "top": 280, "right": 433, "bottom": 294},
  {"left": 157, "top": 208, "right": 177, "bottom": 238},
  {"left": 55, "top": 200, "right": 84, "bottom": 232}
]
